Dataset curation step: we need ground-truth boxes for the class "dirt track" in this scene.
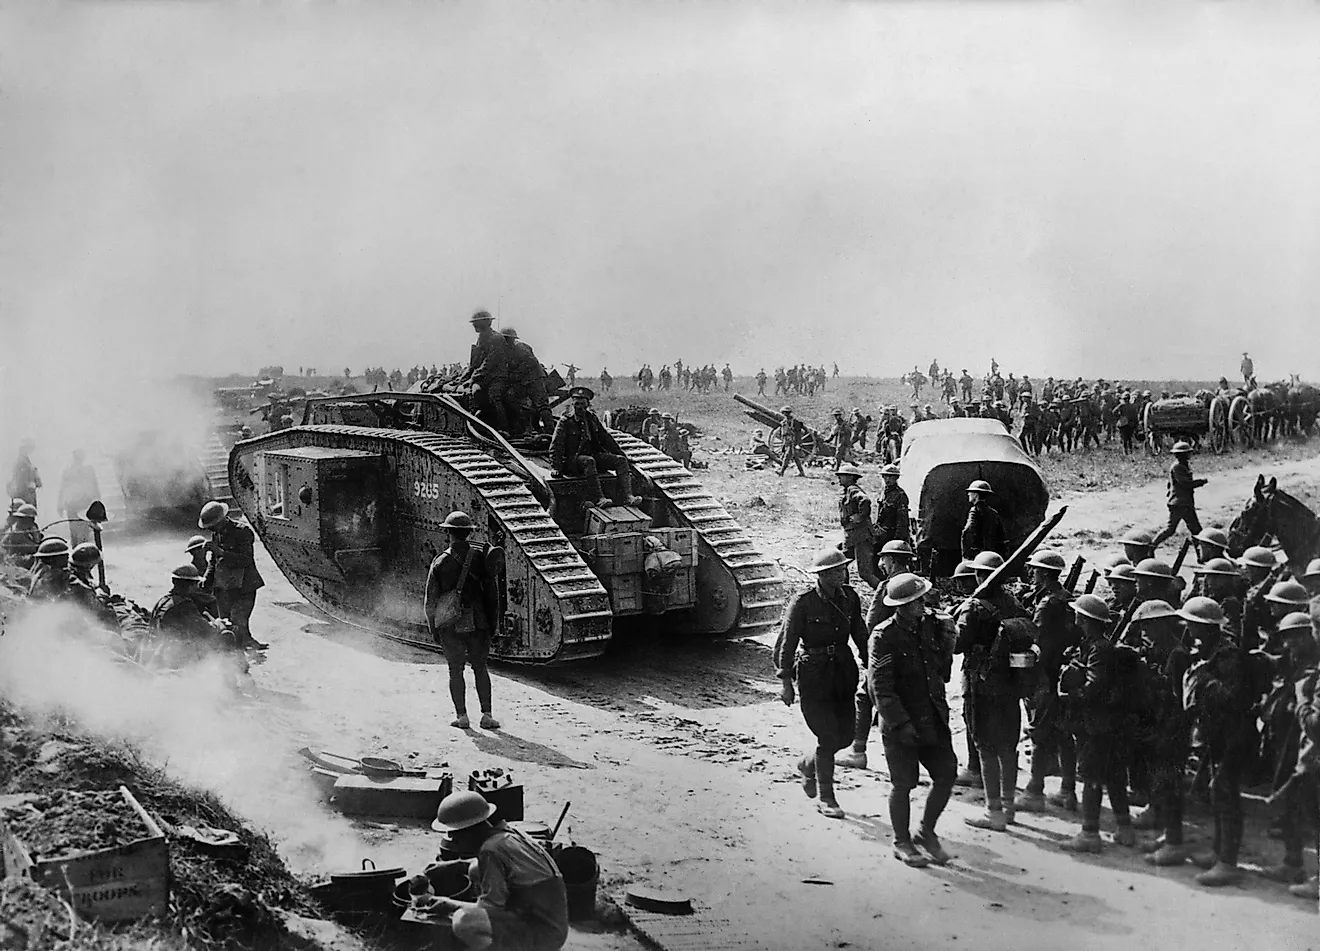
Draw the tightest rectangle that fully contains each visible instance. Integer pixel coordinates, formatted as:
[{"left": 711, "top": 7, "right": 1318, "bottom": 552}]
[{"left": 41, "top": 451, "right": 1320, "bottom": 949}]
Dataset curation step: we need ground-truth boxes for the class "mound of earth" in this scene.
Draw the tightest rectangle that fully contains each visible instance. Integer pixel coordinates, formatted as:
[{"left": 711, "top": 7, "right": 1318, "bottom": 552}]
[{"left": 2, "top": 789, "right": 149, "bottom": 858}]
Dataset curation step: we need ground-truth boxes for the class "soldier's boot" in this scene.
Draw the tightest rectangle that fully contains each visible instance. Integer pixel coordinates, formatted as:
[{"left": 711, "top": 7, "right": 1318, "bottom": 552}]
[
  {"left": 954, "top": 768, "right": 983, "bottom": 789},
  {"left": 835, "top": 709, "right": 871, "bottom": 769},
  {"left": 892, "top": 840, "right": 931, "bottom": 868},
  {"left": 1013, "top": 789, "right": 1048, "bottom": 813},
  {"left": 815, "top": 754, "right": 844, "bottom": 819},
  {"left": 1004, "top": 803, "right": 1016, "bottom": 825},
  {"left": 1047, "top": 787, "right": 1078, "bottom": 812},
  {"left": 834, "top": 746, "right": 867, "bottom": 769},
  {"left": 1195, "top": 862, "right": 1243, "bottom": 888},
  {"left": 584, "top": 469, "right": 610, "bottom": 510},
  {"left": 1130, "top": 804, "right": 1160, "bottom": 830},
  {"left": 797, "top": 756, "right": 817, "bottom": 799},
  {"left": 1259, "top": 862, "right": 1306, "bottom": 885},
  {"left": 913, "top": 827, "right": 951, "bottom": 866},
  {"left": 1144, "top": 843, "right": 1189, "bottom": 866},
  {"left": 965, "top": 809, "right": 1008, "bottom": 832},
  {"left": 613, "top": 466, "right": 643, "bottom": 508},
  {"left": 1059, "top": 831, "right": 1104, "bottom": 853},
  {"left": 1112, "top": 822, "right": 1138, "bottom": 848},
  {"left": 1288, "top": 877, "right": 1319, "bottom": 900},
  {"left": 1188, "top": 851, "right": 1219, "bottom": 870}
]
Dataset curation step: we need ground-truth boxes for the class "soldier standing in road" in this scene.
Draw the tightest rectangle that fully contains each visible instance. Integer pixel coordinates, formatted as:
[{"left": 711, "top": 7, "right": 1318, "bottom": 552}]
[
  {"left": 58, "top": 450, "right": 99, "bottom": 548},
  {"left": 550, "top": 387, "right": 641, "bottom": 509},
  {"left": 836, "top": 464, "right": 879, "bottom": 589},
  {"left": 776, "top": 547, "right": 868, "bottom": 819},
  {"left": 199, "top": 501, "right": 268, "bottom": 651},
  {"left": 872, "top": 464, "right": 910, "bottom": 551},
  {"left": 8, "top": 439, "right": 41, "bottom": 507},
  {"left": 775, "top": 407, "right": 806, "bottom": 477},
  {"left": 961, "top": 480, "right": 1006, "bottom": 561},
  {"left": 870, "top": 572, "right": 958, "bottom": 867},
  {"left": 425, "top": 511, "right": 500, "bottom": 731},
  {"left": 1151, "top": 442, "right": 1207, "bottom": 548}
]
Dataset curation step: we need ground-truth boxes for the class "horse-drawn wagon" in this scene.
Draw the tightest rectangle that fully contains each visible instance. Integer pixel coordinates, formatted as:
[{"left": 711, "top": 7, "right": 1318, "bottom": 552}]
[
  {"left": 1142, "top": 392, "right": 1251, "bottom": 455},
  {"left": 899, "top": 418, "right": 1049, "bottom": 576}
]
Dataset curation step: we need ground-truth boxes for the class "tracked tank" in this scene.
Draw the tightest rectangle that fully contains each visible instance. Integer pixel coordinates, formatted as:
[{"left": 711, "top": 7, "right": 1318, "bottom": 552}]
[{"left": 227, "top": 392, "right": 785, "bottom": 663}]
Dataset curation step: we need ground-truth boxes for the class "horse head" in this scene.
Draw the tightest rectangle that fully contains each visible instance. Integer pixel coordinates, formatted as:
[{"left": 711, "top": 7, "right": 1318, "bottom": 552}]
[{"left": 1226, "top": 474, "right": 1272, "bottom": 557}]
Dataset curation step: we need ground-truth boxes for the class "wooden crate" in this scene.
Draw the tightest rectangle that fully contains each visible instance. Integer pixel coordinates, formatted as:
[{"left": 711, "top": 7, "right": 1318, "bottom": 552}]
[
  {"left": 332, "top": 774, "right": 453, "bottom": 819},
  {"left": 579, "top": 533, "right": 644, "bottom": 576},
  {"left": 601, "top": 573, "right": 644, "bottom": 615},
  {"left": 644, "top": 565, "right": 697, "bottom": 613},
  {"left": 648, "top": 528, "right": 697, "bottom": 568},
  {"left": 584, "top": 506, "right": 651, "bottom": 536},
  {"left": 1, "top": 786, "right": 169, "bottom": 923}
]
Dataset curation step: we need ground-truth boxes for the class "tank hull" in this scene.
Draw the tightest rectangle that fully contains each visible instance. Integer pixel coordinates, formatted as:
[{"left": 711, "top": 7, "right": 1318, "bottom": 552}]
[{"left": 230, "top": 415, "right": 784, "bottom": 664}]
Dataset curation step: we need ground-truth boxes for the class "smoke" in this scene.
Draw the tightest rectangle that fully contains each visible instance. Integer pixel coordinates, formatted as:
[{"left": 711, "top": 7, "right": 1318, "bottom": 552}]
[
  {"left": 0, "top": 603, "right": 368, "bottom": 873},
  {"left": 3, "top": 5, "right": 1319, "bottom": 380}
]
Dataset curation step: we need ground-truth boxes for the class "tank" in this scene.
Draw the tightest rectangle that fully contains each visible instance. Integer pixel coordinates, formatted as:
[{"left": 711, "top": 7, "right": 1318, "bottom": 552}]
[{"left": 227, "top": 392, "right": 786, "bottom": 663}]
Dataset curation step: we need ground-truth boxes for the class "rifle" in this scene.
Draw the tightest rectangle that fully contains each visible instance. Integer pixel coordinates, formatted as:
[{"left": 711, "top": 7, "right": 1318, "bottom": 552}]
[
  {"left": 973, "top": 505, "right": 1068, "bottom": 598},
  {"left": 1082, "top": 569, "right": 1100, "bottom": 595},
  {"left": 1063, "top": 556, "right": 1085, "bottom": 593},
  {"left": 1171, "top": 537, "right": 1193, "bottom": 576},
  {"left": 1108, "top": 597, "right": 1140, "bottom": 646}
]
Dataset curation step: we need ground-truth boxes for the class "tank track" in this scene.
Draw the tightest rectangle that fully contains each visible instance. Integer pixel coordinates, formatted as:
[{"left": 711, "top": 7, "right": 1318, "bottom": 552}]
[{"left": 612, "top": 433, "right": 785, "bottom": 637}]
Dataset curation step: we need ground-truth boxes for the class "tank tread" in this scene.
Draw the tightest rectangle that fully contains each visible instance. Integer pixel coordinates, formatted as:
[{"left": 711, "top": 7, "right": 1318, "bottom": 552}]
[
  {"left": 612, "top": 433, "right": 785, "bottom": 636},
  {"left": 307, "top": 427, "right": 611, "bottom": 659}
]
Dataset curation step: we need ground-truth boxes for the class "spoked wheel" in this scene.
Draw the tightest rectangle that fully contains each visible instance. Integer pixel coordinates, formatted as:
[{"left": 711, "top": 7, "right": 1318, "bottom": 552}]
[
  {"left": 1209, "top": 396, "right": 1230, "bottom": 454},
  {"left": 1143, "top": 405, "right": 1163, "bottom": 455},
  {"left": 1229, "top": 395, "right": 1254, "bottom": 449}
]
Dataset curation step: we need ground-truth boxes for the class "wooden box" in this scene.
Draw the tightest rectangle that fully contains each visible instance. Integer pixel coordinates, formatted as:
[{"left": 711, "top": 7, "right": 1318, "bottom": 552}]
[
  {"left": 644, "top": 565, "right": 698, "bottom": 613},
  {"left": 584, "top": 506, "right": 651, "bottom": 536},
  {"left": 332, "top": 774, "right": 453, "bottom": 819},
  {"left": 0, "top": 786, "right": 169, "bottom": 923},
  {"left": 579, "top": 533, "right": 644, "bottom": 576},
  {"left": 601, "top": 573, "right": 644, "bottom": 615},
  {"left": 466, "top": 778, "right": 525, "bottom": 823},
  {"left": 648, "top": 528, "right": 697, "bottom": 568}
]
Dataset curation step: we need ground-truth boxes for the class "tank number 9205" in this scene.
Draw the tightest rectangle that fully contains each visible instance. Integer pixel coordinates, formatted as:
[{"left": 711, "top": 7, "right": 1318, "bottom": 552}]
[{"left": 413, "top": 481, "right": 441, "bottom": 500}]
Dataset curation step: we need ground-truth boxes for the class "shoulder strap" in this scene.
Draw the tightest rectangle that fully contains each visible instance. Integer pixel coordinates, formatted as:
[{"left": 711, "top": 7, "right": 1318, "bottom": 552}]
[{"left": 455, "top": 547, "right": 476, "bottom": 593}]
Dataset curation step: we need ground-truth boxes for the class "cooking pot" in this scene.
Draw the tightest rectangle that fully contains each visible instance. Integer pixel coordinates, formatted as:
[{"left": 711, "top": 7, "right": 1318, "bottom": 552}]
[{"left": 329, "top": 859, "right": 408, "bottom": 916}]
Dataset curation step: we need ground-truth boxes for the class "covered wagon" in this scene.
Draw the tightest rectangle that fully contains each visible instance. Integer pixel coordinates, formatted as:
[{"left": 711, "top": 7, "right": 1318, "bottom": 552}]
[{"left": 899, "top": 418, "right": 1049, "bottom": 576}]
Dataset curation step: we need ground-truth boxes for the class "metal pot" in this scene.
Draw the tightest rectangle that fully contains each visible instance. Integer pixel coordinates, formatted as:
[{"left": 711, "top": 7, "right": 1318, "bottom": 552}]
[{"left": 329, "top": 859, "right": 408, "bottom": 916}]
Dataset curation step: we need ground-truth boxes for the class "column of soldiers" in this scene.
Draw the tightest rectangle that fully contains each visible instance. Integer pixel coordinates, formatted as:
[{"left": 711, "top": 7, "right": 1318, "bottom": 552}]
[
  {"left": 773, "top": 465, "right": 1320, "bottom": 898},
  {"left": 772, "top": 365, "right": 830, "bottom": 397}
]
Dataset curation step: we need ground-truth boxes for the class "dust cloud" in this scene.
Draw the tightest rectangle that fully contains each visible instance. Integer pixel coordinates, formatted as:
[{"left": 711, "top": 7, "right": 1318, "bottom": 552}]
[
  {"left": 3, "top": 4, "right": 1319, "bottom": 392},
  {"left": 0, "top": 604, "right": 369, "bottom": 872}
]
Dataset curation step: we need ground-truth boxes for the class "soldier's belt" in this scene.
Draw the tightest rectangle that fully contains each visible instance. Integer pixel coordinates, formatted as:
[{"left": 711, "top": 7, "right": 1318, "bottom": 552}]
[{"left": 799, "top": 644, "right": 842, "bottom": 657}]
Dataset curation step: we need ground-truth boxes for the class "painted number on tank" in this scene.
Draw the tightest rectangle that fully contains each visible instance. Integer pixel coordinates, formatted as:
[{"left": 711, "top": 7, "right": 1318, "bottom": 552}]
[{"left": 414, "top": 481, "right": 441, "bottom": 500}]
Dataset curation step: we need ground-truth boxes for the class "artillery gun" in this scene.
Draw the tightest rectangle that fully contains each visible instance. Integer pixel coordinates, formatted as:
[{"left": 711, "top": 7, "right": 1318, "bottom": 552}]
[
  {"left": 228, "top": 391, "right": 785, "bottom": 664},
  {"left": 733, "top": 394, "right": 837, "bottom": 461}
]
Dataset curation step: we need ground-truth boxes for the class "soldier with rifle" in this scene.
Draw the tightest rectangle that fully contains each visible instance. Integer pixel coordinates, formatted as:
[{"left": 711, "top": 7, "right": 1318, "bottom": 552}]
[{"left": 776, "top": 407, "right": 806, "bottom": 478}]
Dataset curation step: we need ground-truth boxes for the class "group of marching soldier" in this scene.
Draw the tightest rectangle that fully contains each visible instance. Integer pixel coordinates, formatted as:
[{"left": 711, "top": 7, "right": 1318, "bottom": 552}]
[{"left": 775, "top": 454, "right": 1320, "bottom": 899}]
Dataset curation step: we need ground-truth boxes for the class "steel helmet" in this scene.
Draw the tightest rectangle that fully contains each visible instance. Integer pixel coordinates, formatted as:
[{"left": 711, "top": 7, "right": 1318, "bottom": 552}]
[
  {"left": 1100, "top": 553, "right": 1131, "bottom": 576},
  {"left": 1277, "top": 612, "right": 1313, "bottom": 636},
  {"left": 1132, "top": 558, "right": 1174, "bottom": 579},
  {"left": 1120, "top": 529, "right": 1155, "bottom": 547},
  {"left": 880, "top": 464, "right": 900, "bottom": 477},
  {"left": 1265, "top": 581, "right": 1311, "bottom": 606},
  {"left": 781, "top": 406, "right": 794, "bottom": 415},
  {"left": 1239, "top": 546, "right": 1277, "bottom": 570},
  {"left": 972, "top": 551, "right": 1005, "bottom": 572},
  {"left": 1143, "top": 390, "right": 1152, "bottom": 398},
  {"left": 1306, "top": 558, "right": 1320, "bottom": 580},
  {"left": 967, "top": 480, "right": 994, "bottom": 495},
  {"left": 441, "top": 511, "right": 475, "bottom": 530},
  {"left": 431, "top": 791, "right": 497, "bottom": 832},
  {"left": 1132, "top": 600, "right": 1178, "bottom": 623},
  {"left": 883, "top": 572, "right": 932, "bottom": 606},
  {"left": 835, "top": 463, "right": 864, "bottom": 479},
  {"left": 70, "top": 543, "right": 102, "bottom": 568},
  {"left": 1026, "top": 550, "right": 1066, "bottom": 572},
  {"left": 171, "top": 563, "right": 202, "bottom": 582},
  {"left": 661, "top": 413, "right": 674, "bottom": 420},
  {"left": 1177, "top": 597, "right": 1225, "bottom": 626},
  {"left": 499, "top": 326, "right": 518, "bottom": 339},
  {"left": 184, "top": 535, "right": 209, "bottom": 554},
  {"left": 806, "top": 547, "right": 851, "bottom": 573},
  {"left": 952, "top": 560, "right": 978, "bottom": 579},
  {"left": 34, "top": 537, "right": 70, "bottom": 560},
  {"left": 1193, "top": 557, "right": 1239, "bottom": 577},
  {"left": 1108, "top": 564, "right": 1138, "bottom": 583},
  {"left": 879, "top": 539, "right": 915, "bottom": 558},
  {"left": 1072, "top": 594, "right": 1111, "bottom": 623},
  {"left": 469, "top": 310, "right": 494, "bottom": 324},
  {"left": 1194, "top": 527, "right": 1229, "bottom": 550},
  {"left": 832, "top": 408, "right": 844, "bottom": 416},
  {"left": 198, "top": 500, "right": 230, "bottom": 529},
  {"left": 14, "top": 503, "right": 38, "bottom": 520},
  {"left": 1171, "top": 441, "right": 1194, "bottom": 454}
]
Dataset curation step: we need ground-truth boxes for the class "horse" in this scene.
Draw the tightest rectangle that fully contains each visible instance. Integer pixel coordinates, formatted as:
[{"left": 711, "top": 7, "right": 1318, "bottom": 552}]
[{"left": 1226, "top": 474, "right": 1320, "bottom": 570}]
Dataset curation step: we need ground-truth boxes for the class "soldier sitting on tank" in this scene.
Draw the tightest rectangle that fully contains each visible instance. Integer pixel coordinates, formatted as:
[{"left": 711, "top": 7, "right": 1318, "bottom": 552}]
[
  {"left": 499, "top": 326, "right": 555, "bottom": 434},
  {"left": 454, "top": 311, "right": 516, "bottom": 431},
  {"left": 550, "top": 387, "right": 641, "bottom": 510}
]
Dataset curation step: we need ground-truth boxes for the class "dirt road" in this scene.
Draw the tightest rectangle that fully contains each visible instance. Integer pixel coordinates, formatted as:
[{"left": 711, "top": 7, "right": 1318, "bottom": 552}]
[{"left": 37, "top": 451, "right": 1320, "bottom": 949}]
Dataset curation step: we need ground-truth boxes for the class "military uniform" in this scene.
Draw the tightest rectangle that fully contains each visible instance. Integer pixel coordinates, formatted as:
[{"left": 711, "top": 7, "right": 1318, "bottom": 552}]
[
  {"left": 27, "top": 563, "right": 74, "bottom": 602},
  {"left": 775, "top": 585, "right": 868, "bottom": 809},
  {"left": 1152, "top": 457, "right": 1206, "bottom": 546},
  {"left": 1058, "top": 633, "right": 1132, "bottom": 837},
  {"left": 550, "top": 407, "right": 635, "bottom": 504},
  {"left": 504, "top": 338, "right": 554, "bottom": 433},
  {"left": 873, "top": 484, "right": 910, "bottom": 550},
  {"left": 961, "top": 499, "right": 1006, "bottom": 561},
  {"left": 7, "top": 452, "right": 41, "bottom": 506},
  {"left": 0, "top": 525, "right": 42, "bottom": 568},
  {"left": 838, "top": 483, "right": 878, "bottom": 589},
  {"left": 755, "top": 370, "right": 767, "bottom": 396},
  {"left": 425, "top": 539, "right": 497, "bottom": 720},
  {"left": 149, "top": 589, "right": 224, "bottom": 667},
  {"left": 1139, "top": 638, "right": 1192, "bottom": 853},
  {"left": 467, "top": 325, "right": 513, "bottom": 430},
  {"left": 775, "top": 417, "right": 806, "bottom": 477},
  {"left": 868, "top": 608, "right": 958, "bottom": 846},
  {"left": 828, "top": 416, "right": 854, "bottom": 470},
  {"left": 1019, "top": 581, "right": 1078, "bottom": 805},
  {"left": 209, "top": 518, "right": 266, "bottom": 647}
]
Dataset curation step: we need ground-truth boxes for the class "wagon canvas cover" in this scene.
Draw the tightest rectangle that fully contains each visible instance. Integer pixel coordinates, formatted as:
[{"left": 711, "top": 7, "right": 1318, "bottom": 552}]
[{"left": 899, "top": 419, "right": 1049, "bottom": 553}]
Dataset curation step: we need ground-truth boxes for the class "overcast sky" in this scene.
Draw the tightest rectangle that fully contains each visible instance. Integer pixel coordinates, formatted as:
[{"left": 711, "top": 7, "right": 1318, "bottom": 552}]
[{"left": 4, "top": 2, "right": 1319, "bottom": 387}]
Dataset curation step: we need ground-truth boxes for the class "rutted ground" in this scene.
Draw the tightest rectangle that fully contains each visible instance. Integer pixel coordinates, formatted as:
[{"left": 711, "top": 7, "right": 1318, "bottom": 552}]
[{"left": 55, "top": 451, "right": 1320, "bottom": 950}]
